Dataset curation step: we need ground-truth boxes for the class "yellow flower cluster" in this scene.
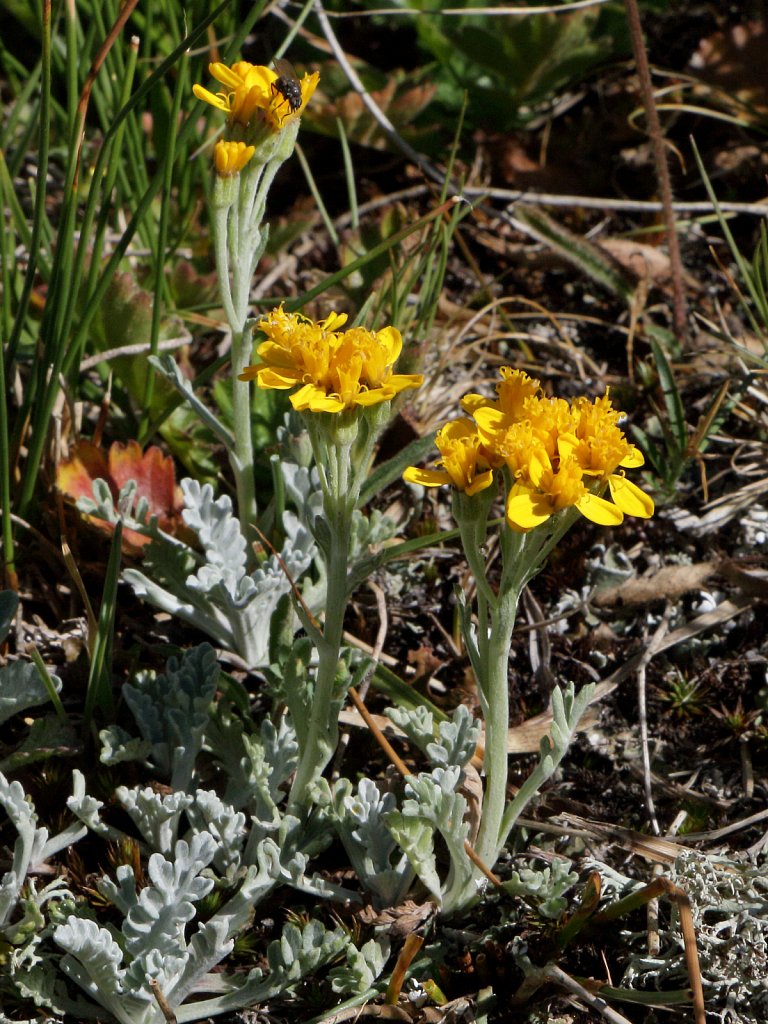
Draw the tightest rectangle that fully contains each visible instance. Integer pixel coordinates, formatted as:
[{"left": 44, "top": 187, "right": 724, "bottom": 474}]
[
  {"left": 239, "top": 306, "right": 424, "bottom": 414},
  {"left": 404, "top": 367, "right": 654, "bottom": 531},
  {"left": 194, "top": 60, "right": 319, "bottom": 137}
]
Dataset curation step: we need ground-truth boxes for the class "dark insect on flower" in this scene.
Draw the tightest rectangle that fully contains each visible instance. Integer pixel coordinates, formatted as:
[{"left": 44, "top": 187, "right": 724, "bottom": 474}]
[{"left": 272, "top": 58, "right": 303, "bottom": 119}]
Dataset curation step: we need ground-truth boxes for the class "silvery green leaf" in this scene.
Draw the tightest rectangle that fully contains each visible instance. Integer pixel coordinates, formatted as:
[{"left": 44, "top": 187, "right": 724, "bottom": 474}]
[
  {"left": 76, "top": 476, "right": 116, "bottom": 519},
  {"left": 122, "top": 644, "right": 218, "bottom": 790},
  {"left": 164, "top": 917, "right": 233, "bottom": 1004},
  {"left": 67, "top": 770, "right": 125, "bottom": 842},
  {"left": 383, "top": 811, "right": 441, "bottom": 904},
  {"left": 260, "top": 715, "right": 299, "bottom": 804},
  {"left": 280, "top": 462, "right": 324, "bottom": 525},
  {"left": 121, "top": 834, "right": 217, "bottom": 962},
  {"left": 212, "top": 839, "right": 283, "bottom": 937},
  {"left": 0, "top": 772, "right": 49, "bottom": 929},
  {"left": 385, "top": 704, "right": 435, "bottom": 751},
  {"left": 53, "top": 917, "right": 150, "bottom": 1024},
  {"left": 116, "top": 479, "right": 140, "bottom": 520},
  {"left": 180, "top": 480, "right": 248, "bottom": 588},
  {"left": 116, "top": 786, "right": 193, "bottom": 855},
  {"left": 334, "top": 778, "right": 414, "bottom": 907},
  {"left": 99, "top": 725, "right": 152, "bottom": 766},
  {"left": 149, "top": 354, "right": 234, "bottom": 449},
  {"left": 0, "top": 662, "right": 63, "bottom": 725},
  {"left": 267, "top": 920, "right": 348, "bottom": 984},
  {"left": 123, "top": 566, "right": 233, "bottom": 653},
  {"left": 329, "top": 936, "right": 391, "bottom": 995},
  {"left": 8, "top": 958, "right": 96, "bottom": 1020},
  {"left": 99, "top": 863, "right": 141, "bottom": 916},
  {"left": 123, "top": 946, "right": 187, "bottom": 1006},
  {"left": 349, "top": 508, "right": 398, "bottom": 558},
  {"left": 497, "top": 683, "right": 595, "bottom": 860},
  {"left": 276, "top": 637, "right": 314, "bottom": 750},
  {"left": 503, "top": 861, "right": 578, "bottom": 919},
  {"left": 206, "top": 706, "right": 294, "bottom": 830},
  {"left": 276, "top": 414, "right": 314, "bottom": 469},
  {"left": 426, "top": 704, "right": 481, "bottom": 771},
  {"left": 161, "top": 481, "right": 316, "bottom": 665},
  {"left": 4, "top": 875, "right": 71, "bottom": 952},
  {"left": 455, "top": 589, "right": 482, "bottom": 681},
  {"left": 386, "top": 767, "right": 473, "bottom": 911},
  {"left": 280, "top": 850, "right": 361, "bottom": 904},
  {"left": 185, "top": 791, "right": 246, "bottom": 873},
  {"left": 170, "top": 921, "right": 347, "bottom": 1021},
  {"left": 77, "top": 478, "right": 161, "bottom": 545}
]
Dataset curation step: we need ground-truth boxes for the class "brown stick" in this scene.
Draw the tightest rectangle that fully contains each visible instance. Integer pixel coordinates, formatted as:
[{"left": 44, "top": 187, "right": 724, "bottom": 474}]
[{"left": 623, "top": 0, "right": 687, "bottom": 343}]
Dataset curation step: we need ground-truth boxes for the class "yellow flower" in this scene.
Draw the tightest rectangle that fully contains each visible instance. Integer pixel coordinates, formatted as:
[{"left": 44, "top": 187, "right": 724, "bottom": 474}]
[
  {"left": 505, "top": 452, "right": 624, "bottom": 532},
  {"left": 213, "top": 140, "right": 255, "bottom": 177},
  {"left": 403, "top": 418, "right": 496, "bottom": 496},
  {"left": 193, "top": 60, "right": 319, "bottom": 132},
  {"left": 239, "top": 306, "right": 423, "bottom": 414},
  {"left": 462, "top": 367, "right": 542, "bottom": 420},
  {"left": 558, "top": 392, "right": 654, "bottom": 519}
]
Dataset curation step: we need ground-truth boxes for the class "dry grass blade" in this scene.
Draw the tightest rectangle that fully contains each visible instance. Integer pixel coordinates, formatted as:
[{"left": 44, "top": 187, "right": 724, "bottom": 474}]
[
  {"left": 384, "top": 933, "right": 424, "bottom": 1004},
  {"left": 591, "top": 878, "right": 706, "bottom": 1024}
]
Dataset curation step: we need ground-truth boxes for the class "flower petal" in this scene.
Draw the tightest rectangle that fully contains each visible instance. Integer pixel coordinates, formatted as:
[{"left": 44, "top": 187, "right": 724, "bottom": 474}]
[
  {"left": 505, "top": 490, "right": 552, "bottom": 531},
  {"left": 608, "top": 474, "right": 654, "bottom": 518},
  {"left": 619, "top": 445, "right": 645, "bottom": 469},
  {"left": 403, "top": 467, "right": 452, "bottom": 488},
  {"left": 192, "top": 84, "right": 230, "bottom": 112},
  {"left": 465, "top": 470, "right": 496, "bottom": 496},
  {"left": 576, "top": 492, "right": 624, "bottom": 526}
]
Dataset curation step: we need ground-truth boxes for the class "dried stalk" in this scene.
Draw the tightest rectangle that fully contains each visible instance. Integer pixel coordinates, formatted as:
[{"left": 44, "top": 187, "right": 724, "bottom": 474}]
[{"left": 624, "top": 0, "right": 688, "bottom": 342}]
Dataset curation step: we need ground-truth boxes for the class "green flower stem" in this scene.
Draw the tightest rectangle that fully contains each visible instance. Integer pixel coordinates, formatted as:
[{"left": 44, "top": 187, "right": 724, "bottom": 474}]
[
  {"left": 287, "top": 422, "right": 357, "bottom": 812},
  {"left": 473, "top": 569, "right": 521, "bottom": 871},
  {"left": 286, "top": 405, "right": 388, "bottom": 813},
  {"left": 212, "top": 158, "right": 272, "bottom": 540},
  {"left": 471, "top": 512, "right": 581, "bottom": 876},
  {"left": 231, "top": 327, "right": 258, "bottom": 543}
]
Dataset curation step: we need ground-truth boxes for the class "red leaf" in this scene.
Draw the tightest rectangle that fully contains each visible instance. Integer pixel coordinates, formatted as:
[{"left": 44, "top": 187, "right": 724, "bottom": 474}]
[{"left": 57, "top": 439, "right": 184, "bottom": 555}]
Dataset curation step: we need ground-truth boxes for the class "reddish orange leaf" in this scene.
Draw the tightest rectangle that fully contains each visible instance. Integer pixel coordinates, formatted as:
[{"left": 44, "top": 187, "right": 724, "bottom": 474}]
[{"left": 57, "top": 439, "right": 184, "bottom": 554}]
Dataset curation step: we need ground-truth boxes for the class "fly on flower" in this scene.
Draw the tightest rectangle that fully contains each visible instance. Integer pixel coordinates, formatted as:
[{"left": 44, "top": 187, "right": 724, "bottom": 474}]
[{"left": 271, "top": 59, "right": 303, "bottom": 123}]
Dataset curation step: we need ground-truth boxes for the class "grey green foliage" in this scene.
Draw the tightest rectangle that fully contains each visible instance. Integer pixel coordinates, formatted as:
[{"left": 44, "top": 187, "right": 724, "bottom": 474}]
[
  {"left": 385, "top": 766, "right": 475, "bottom": 913},
  {"left": 0, "top": 661, "right": 63, "bottom": 726},
  {"left": 0, "top": 772, "right": 85, "bottom": 934},
  {"left": 116, "top": 642, "right": 219, "bottom": 791},
  {"left": 503, "top": 860, "right": 579, "bottom": 920},
  {"left": 328, "top": 935, "right": 391, "bottom": 996},
  {"left": 123, "top": 479, "right": 316, "bottom": 666},
  {"left": 496, "top": 683, "right": 595, "bottom": 857},
  {"left": 332, "top": 777, "right": 415, "bottom": 907},
  {"left": 205, "top": 703, "right": 298, "bottom": 828},
  {"left": 385, "top": 702, "right": 480, "bottom": 773}
]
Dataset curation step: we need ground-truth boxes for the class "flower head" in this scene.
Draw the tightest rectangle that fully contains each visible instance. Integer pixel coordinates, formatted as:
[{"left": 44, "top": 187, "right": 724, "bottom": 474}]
[
  {"left": 405, "top": 366, "right": 654, "bottom": 530},
  {"left": 404, "top": 418, "right": 496, "bottom": 496},
  {"left": 193, "top": 60, "right": 319, "bottom": 133},
  {"left": 504, "top": 450, "right": 626, "bottom": 532},
  {"left": 239, "top": 306, "right": 423, "bottom": 414},
  {"left": 213, "top": 139, "right": 255, "bottom": 177}
]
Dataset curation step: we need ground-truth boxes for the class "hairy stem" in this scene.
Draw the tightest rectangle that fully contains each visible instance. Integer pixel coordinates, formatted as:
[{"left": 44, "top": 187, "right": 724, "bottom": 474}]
[{"left": 624, "top": 0, "right": 687, "bottom": 343}]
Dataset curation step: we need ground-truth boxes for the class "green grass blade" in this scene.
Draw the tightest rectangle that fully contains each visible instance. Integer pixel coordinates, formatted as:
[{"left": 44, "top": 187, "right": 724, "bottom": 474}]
[
  {"left": 648, "top": 331, "right": 687, "bottom": 453},
  {"left": 28, "top": 646, "right": 69, "bottom": 723},
  {"left": 359, "top": 431, "right": 437, "bottom": 508},
  {"left": 84, "top": 520, "right": 123, "bottom": 724},
  {"left": 140, "top": 50, "right": 189, "bottom": 438},
  {"left": 515, "top": 204, "right": 635, "bottom": 303}
]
